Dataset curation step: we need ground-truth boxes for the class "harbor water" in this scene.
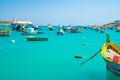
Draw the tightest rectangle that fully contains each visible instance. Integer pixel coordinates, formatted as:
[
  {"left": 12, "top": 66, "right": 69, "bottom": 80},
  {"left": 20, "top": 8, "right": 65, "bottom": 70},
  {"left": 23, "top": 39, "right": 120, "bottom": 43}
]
[{"left": 0, "top": 27, "right": 120, "bottom": 80}]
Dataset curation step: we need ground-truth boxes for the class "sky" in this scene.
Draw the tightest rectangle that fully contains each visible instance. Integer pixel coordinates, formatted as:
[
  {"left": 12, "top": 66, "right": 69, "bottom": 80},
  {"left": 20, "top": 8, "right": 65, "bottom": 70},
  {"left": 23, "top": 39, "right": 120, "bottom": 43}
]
[{"left": 0, "top": 0, "right": 120, "bottom": 25}]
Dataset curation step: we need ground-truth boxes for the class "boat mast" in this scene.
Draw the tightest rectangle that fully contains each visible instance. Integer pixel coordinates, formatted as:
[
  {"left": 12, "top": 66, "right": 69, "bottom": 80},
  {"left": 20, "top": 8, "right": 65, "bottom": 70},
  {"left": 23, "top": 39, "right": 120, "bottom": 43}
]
[{"left": 106, "top": 34, "right": 110, "bottom": 42}]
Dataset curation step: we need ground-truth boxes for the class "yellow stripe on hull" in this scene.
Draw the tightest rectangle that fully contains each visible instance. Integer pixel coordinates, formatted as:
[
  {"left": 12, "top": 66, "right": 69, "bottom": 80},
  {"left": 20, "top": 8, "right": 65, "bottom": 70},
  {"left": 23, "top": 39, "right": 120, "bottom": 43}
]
[{"left": 101, "top": 41, "right": 120, "bottom": 64}]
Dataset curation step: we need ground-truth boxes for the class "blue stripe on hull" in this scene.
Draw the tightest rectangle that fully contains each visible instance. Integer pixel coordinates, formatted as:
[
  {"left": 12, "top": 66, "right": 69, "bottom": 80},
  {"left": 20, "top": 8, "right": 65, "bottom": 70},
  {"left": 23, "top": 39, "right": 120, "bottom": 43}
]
[{"left": 107, "top": 65, "right": 120, "bottom": 76}]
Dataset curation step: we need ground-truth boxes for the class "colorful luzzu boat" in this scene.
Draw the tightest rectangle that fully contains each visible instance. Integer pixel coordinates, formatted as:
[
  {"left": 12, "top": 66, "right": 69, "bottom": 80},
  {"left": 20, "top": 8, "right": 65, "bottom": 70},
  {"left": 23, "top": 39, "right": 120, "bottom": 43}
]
[{"left": 101, "top": 34, "right": 120, "bottom": 76}]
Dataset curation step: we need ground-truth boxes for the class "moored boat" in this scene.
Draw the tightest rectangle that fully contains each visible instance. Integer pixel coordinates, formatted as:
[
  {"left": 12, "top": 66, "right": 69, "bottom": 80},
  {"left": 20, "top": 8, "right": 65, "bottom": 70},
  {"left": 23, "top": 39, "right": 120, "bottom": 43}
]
[
  {"left": 26, "top": 36, "right": 48, "bottom": 41},
  {"left": 70, "top": 28, "right": 83, "bottom": 33},
  {"left": 48, "top": 24, "right": 54, "bottom": 31},
  {"left": 0, "top": 30, "right": 10, "bottom": 36},
  {"left": 101, "top": 34, "right": 120, "bottom": 76},
  {"left": 115, "top": 26, "right": 120, "bottom": 32},
  {"left": 0, "top": 25, "right": 11, "bottom": 36},
  {"left": 70, "top": 27, "right": 83, "bottom": 33},
  {"left": 21, "top": 27, "right": 37, "bottom": 35},
  {"left": 57, "top": 28, "right": 64, "bottom": 35}
]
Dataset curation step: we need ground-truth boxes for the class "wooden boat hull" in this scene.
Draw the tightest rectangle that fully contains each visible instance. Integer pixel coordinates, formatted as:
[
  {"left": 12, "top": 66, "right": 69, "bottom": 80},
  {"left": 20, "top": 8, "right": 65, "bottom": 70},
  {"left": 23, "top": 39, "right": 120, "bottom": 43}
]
[
  {"left": 0, "top": 30, "right": 10, "bottom": 36},
  {"left": 103, "top": 58, "right": 120, "bottom": 76},
  {"left": 70, "top": 28, "right": 83, "bottom": 33},
  {"left": 101, "top": 42, "right": 120, "bottom": 76},
  {"left": 57, "top": 32, "right": 64, "bottom": 35},
  {"left": 0, "top": 33, "right": 9, "bottom": 36},
  {"left": 26, "top": 36, "right": 48, "bottom": 41},
  {"left": 107, "top": 62, "right": 120, "bottom": 76}
]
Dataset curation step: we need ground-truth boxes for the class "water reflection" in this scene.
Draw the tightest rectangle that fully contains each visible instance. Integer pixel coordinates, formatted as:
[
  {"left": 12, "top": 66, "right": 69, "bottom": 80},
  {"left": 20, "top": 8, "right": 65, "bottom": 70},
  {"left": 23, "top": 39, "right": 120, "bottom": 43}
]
[{"left": 106, "top": 68, "right": 120, "bottom": 80}]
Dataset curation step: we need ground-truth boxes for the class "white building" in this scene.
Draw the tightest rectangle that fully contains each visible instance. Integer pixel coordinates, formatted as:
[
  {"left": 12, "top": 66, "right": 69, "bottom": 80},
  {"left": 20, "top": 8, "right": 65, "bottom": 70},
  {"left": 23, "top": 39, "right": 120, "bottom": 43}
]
[{"left": 12, "top": 19, "right": 32, "bottom": 24}]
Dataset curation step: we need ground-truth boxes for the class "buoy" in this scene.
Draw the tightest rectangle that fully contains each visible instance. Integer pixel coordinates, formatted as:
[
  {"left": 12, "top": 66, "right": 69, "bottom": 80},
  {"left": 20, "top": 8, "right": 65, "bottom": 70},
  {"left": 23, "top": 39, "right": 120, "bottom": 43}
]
[
  {"left": 11, "top": 40, "right": 16, "bottom": 43},
  {"left": 83, "top": 42, "right": 87, "bottom": 46},
  {"left": 75, "top": 56, "right": 83, "bottom": 58}
]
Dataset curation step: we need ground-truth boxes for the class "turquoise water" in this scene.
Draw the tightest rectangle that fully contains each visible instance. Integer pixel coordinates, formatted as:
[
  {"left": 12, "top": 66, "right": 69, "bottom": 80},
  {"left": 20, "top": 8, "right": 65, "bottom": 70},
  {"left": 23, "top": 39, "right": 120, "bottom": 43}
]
[{"left": 0, "top": 27, "right": 120, "bottom": 80}]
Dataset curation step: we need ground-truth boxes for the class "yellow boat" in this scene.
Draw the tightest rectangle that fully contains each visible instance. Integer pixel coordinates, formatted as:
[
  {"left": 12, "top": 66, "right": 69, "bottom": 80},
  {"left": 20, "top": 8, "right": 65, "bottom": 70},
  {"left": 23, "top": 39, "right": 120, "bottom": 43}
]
[
  {"left": 0, "top": 30, "right": 11, "bottom": 36},
  {"left": 101, "top": 34, "right": 120, "bottom": 76},
  {"left": 0, "top": 25, "right": 11, "bottom": 36}
]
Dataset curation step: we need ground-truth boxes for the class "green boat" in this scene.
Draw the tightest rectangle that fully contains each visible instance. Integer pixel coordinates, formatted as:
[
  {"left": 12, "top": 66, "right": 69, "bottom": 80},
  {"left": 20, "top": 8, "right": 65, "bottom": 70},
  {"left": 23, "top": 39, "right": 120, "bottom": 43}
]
[{"left": 26, "top": 36, "right": 48, "bottom": 41}]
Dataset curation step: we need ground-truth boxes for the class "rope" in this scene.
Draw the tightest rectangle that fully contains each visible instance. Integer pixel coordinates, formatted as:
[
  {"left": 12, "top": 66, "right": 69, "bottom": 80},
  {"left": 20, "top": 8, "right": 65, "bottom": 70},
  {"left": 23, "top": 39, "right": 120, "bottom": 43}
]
[{"left": 80, "top": 49, "right": 101, "bottom": 65}]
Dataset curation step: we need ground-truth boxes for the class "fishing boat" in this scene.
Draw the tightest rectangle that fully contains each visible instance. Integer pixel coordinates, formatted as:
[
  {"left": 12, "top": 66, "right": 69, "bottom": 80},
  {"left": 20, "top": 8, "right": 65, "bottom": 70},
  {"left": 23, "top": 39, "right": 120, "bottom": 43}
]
[
  {"left": 101, "top": 34, "right": 120, "bottom": 76},
  {"left": 100, "top": 28, "right": 105, "bottom": 33},
  {"left": 0, "top": 25, "right": 11, "bottom": 36},
  {"left": 0, "top": 30, "right": 10, "bottom": 36},
  {"left": 57, "top": 28, "right": 64, "bottom": 35},
  {"left": 115, "top": 26, "right": 120, "bottom": 32},
  {"left": 48, "top": 24, "right": 54, "bottom": 31},
  {"left": 70, "top": 28, "right": 83, "bottom": 33},
  {"left": 63, "top": 25, "right": 72, "bottom": 32},
  {"left": 21, "top": 27, "right": 37, "bottom": 35},
  {"left": 26, "top": 36, "right": 48, "bottom": 41}
]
